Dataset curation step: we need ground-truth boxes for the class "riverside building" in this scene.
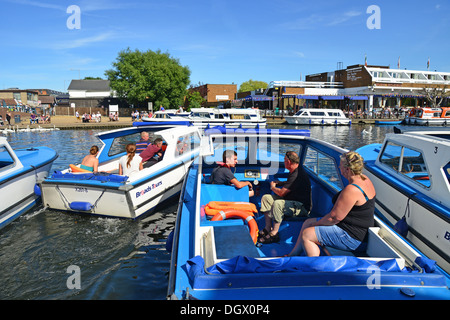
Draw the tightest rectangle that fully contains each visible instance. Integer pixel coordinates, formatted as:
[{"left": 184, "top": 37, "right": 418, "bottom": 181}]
[{"left": 260, "top": 64, "right": 450, "bottom": 116}]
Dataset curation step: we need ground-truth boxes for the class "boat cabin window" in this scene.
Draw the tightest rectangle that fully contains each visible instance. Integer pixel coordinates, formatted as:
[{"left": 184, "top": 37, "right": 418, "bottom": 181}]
[
  {"left": 175, "top": 131, "right": 201, "bottom": 157},
  {"left": 230, "top": 114, "right": 251, "bottom": 120},
  {"left": 108, "top": 132, "right": 162, "bottom": 157},
  {"left": 214, "top": 114, "right": 224, "bottom": 119},
  {"left": 310, "top": 111, "right": 326, "bottom": 116},
  {"left": 204, "top": 138, "right": 248, "bottom": 166},
  {"left": 380, "top": 142, "right": 430, "bottom": 187},
  {"left": 304, "top": 147, "right": 343, "bottom": 190},
  {"left": 0, "top": 146, "right": 15, "bottom": 171},
  {"left": 443, "top": 162, "right": 450, "bottom": 185},
  {"left": 193, "top": 112, "right": 210, "bottom": 118}
]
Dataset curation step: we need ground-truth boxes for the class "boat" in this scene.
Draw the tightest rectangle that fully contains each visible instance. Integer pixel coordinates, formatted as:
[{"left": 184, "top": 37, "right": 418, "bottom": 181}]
[
  {"left": 167, "top": 127, "right": 450, "bottom": 300},
  {"left": 405, "top": 107, "right": 450, "bottom": 126},
  {"left": 39, "top": 123, "right": 202, "bottom": 219},
  {"left": 142, "top": 108, "right": 267, "bottom": 128},
  {"left": 141, "top": 110, "right": 191, "bottom": 123},
  {"left": 357, "top": 130, "right": 450, "bottom": 274},
  {"left": 0, "top": 136, "right": 58, "bottom": 229},
  {"left": 375, "top": 120, "right": 403, "bottom": 125},
  {"left": 284, "top": 108, "right": 351, "bottom": 125}
]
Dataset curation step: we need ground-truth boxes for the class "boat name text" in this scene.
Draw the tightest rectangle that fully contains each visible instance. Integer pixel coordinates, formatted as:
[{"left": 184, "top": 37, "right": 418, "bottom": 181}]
[{"left": 136, "top": 181, "right": 163, "bottom": 198}]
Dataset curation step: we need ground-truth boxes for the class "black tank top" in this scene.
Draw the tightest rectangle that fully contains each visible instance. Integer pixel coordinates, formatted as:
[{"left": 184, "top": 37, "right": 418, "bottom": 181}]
[{"left": 332, "top": 184, "right": 375, "bottom": 242}]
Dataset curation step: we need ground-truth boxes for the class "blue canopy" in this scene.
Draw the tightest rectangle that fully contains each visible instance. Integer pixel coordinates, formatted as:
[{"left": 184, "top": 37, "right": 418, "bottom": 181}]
[
  {"left": 297, "top": 95, "right": 319, "bottom": 100},
  {"left": 243, "top": 95, "right": 274, "bottom": 101},
  {"left": 348, "top": 96, "right": 369, "bottom": 100},
  {"left": 321, "top": 96, "right": 345, "bottom": 100}
]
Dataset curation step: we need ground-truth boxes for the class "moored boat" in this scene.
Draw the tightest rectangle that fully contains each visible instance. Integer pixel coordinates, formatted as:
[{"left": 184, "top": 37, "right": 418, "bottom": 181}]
[
  {"left": 142, "top": 108, "right": 267, "bottom": 128},
  {"left": 167, "top": 127, "right": 450, "bottom": 300},
  {"left": 357, "top": 130, "right": 450, "bottom": 274},
  {"left": 0, "top": 136, "right": 58, "bottom": 229},
  {"left": 405, "top": 107, "right": 450, "bottom": 126},
  {"left": 285, "top": 108, "right": 351, "bottom": 125},
  {"left": 40, "top": 123, "right": 201, "bottom": 219}
]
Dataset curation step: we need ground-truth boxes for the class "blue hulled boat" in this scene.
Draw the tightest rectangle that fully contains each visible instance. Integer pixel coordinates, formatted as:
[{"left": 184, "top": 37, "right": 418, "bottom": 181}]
[
  {"left": 167, "top": 127, "right": 450, "bottom": 300},
  {"left": 0, "top": 136, "right": 58, "bottom": 229}
]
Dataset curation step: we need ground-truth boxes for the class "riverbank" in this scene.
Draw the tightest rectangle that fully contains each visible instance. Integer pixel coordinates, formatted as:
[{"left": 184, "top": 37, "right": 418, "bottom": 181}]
[{"left": 2, "top": 115, "right": 394, "bottom": 130}]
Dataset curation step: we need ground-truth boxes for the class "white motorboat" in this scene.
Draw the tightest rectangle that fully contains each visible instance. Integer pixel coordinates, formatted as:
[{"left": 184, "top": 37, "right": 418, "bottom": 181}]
[
  {"left": 141, "top": 110, "right": 191, "bottom": 123},
  {"left": 285, "top": 108, "right": 351, "bottom": 125},
  {"left": 188, "top": 107, "right": 266, "bottom": 128},
  {"left": 0, "top": 137, "right": 58, "bottom": 229},
  {"left": 142, "top": 108, "right": 267, "bottom": 128},
  {"left": 357, "top": 130, "right": 450, "bottom": 273},
  {"left": 40, "top": 123, "right": 202, "bottom": 219},
  {"left": 404, "top": 107, "right": 450, "bottom": 126}
]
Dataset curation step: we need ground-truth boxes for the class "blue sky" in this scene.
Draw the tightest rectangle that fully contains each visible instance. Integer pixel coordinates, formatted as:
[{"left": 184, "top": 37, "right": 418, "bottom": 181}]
[{"left": 1, "top": 0, "right": 448, "bottom": 92}]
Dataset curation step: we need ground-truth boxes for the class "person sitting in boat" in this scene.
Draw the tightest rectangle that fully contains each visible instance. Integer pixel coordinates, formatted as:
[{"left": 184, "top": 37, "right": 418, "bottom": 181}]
[
  {"left": 80, "top": 145, "right": 99, "bottom": 172},
  {"left": 136, "top": 131, "right": 151, "bottom": 153},
  {"left": 119, "top": 143, "right": 143, "bottom": 176},
  {"left": 258, "top": 151, "right": 311, "bottom": 244},
  {"left": 139, "top": 138, "right": 164, "bottom": 168},
  {"left": 210, "top": 150, "right": 254, "bottom": 197},
  {"left": 288, "top": 151, "right": 375, "bottom": 257}
]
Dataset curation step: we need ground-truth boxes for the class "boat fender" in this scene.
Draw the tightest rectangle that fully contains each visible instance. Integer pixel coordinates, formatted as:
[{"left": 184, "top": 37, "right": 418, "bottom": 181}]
[
  {"left": 211, "top": 210, "right": 258, "bottom": 244},
  {"left": 165, "top": 230, "right": 174, "bottom": 252},
  {"left": 34, "top": 184, "right": 41, "bottom": 196},
  {"left": 205, "top": 201, "right": 257, "bottom": 216},
  {"left": 69, "top": 201, "right": 93, "bottom": 212}
]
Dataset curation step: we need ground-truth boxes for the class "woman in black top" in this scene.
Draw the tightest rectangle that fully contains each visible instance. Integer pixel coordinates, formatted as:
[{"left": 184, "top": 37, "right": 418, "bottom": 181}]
[{"left": 288, "top": 151, "right": 376, "bottom": 257}]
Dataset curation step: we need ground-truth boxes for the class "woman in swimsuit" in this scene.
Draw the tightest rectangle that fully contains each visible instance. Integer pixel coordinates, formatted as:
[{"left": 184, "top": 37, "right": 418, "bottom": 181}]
[
  {"left": 288, "top": 151, "right": 376, "bottom": 257},
  {"left": 80, "top": 145, "right": 99, "bottom": 172}
]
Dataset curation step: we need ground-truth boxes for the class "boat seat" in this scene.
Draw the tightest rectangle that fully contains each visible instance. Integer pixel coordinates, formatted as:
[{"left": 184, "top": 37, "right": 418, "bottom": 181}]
[
  {"left": 214, "top": 225, "right": 260, "bottom": 259},
  {"left": 200, "top": 183, "right": 249, "bottom": 205}
]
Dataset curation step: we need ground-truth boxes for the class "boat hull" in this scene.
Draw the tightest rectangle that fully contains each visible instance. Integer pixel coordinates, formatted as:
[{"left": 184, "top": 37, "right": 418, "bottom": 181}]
[
  {"left": 0, "top": 160, "right": 55, "bottom": 229},
  {"left": 40, "top": 160, "right": 191, "bottom": 219},
  {"left": 362, "top": 165, "right": 450, "bottom": 274}
]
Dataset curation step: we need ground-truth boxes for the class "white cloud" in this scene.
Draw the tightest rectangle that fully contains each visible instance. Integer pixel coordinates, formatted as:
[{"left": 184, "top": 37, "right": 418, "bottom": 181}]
[
  {"left": 51, "top": 32, "right": 115, "bottom": 50},
  {"left": 280, "top": 10, "right": 362, "bottom": 30}
]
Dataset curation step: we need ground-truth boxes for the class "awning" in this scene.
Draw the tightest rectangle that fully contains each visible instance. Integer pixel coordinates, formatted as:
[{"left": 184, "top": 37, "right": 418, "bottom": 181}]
[
  {"left": 321, "top": 96, "right": 344, "bottom": 100},
  {"left": 348, "top": 96, "right": 368, "bottom": 100},
  {"left": 297, "top": 95, "right": 319, "bottom": 100},
  {"left": 242, "top": 95, "right": 274, "bottom": 101}
]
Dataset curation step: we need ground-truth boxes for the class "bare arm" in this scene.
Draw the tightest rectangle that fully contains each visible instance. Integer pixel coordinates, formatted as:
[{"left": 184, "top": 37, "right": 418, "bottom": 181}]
[{"left": 230, "top": 178, "right": 252, "bottom": 190}]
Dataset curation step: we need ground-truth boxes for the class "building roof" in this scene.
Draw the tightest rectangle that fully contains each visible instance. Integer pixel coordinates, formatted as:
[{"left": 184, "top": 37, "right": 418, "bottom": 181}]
[
  {"left": 68, "top": 80, "right": 111, "bottom": 92},
  {"left": 39, "top": 95, "right": 55, "bottom": 104}
]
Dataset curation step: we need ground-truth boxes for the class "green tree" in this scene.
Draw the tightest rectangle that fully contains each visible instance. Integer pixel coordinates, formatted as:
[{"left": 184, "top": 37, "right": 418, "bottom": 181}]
[
  {"left": 105, "top": 48, "right": 191, "bottom": 108},
  {"left": 238, "top": 79, "right": 268, "bottom": 93},
  {"left": 185, "top": 91, "right": 205, "bottom": 109}
]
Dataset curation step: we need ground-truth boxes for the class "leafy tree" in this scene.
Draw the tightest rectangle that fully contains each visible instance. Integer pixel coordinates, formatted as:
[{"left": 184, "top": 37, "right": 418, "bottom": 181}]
[
  {"left": 185, "top": 91, "right": 205, "bottom": 109},
  {"left": 105, "top": 48, "right": 191, "bottom": 108},
  {"left": 238, "top": 79, "right": 268, "bottom": 93}
]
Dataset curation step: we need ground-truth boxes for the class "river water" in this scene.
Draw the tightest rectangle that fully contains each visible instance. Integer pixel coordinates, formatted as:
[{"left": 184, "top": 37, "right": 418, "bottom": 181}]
[{"left": 0, "top": 124, "right": 399, "bottom": 300}]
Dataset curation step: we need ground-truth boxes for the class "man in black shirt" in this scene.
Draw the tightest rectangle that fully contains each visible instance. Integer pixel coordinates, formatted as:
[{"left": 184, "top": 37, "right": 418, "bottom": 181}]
[
  {"left": 259, "top": 151, "right": 311, "bottom": 244},
  {"left": 211, "top": 150, "right": 254, "bottom": 197}
]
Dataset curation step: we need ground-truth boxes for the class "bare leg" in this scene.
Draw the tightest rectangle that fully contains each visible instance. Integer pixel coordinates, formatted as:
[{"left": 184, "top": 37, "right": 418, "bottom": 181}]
[{"left": 288, "top": 218, "right": 320, "bottom": 256}]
